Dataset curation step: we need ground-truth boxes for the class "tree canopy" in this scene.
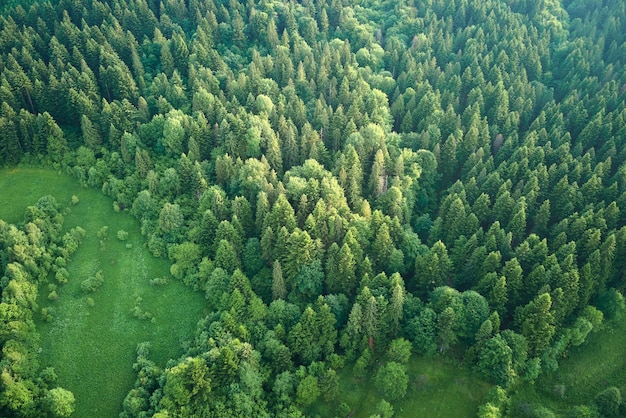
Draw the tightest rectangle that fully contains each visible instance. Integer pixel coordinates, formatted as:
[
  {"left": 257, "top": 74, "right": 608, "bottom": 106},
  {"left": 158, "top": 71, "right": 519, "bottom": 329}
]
[{"left": 1, "top": 0, "right": 625, "bottom": 416}]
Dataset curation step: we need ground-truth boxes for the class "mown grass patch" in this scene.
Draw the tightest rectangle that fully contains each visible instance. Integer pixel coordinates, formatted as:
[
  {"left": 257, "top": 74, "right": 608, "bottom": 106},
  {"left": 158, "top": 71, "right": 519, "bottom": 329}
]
[
  {"left": 511, "top": 319, "right": 626, "bottom": 415},
  {"left": 314, "top": 355, "right": 491, "bottom": 417},
  {"left": 0, "top": 168, "right": 207, "bottom": 417}
]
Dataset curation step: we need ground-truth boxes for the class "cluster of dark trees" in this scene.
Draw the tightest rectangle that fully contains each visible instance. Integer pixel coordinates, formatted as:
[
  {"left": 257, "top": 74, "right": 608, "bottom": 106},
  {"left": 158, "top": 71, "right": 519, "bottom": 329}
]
[{"left": 1, "top": 0, "right": 626, "bottom": 416}]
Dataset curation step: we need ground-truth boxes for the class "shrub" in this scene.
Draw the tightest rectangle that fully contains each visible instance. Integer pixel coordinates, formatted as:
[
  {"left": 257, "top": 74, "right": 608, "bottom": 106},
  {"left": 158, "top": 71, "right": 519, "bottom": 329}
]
[
  {"left": 596, "top": 289, "right": 625, "bottom": 320},
  {"left": 41, "top": 308, "right": 54, "bottom": 322},
  {"left": 55, "top": 268, "right": 69, "bottom": 284},
  {"left": 97, "top": 226, "right": 108, "bottom": 239},
  {"left": 532, "top": 406, "right": 555, "bottom": 418},
  {"left": 149, "top": 277, "right": 169, "bottom": 286},
  {"left": 375, "top": 399, "right": 394, "bottom": 418},
  {"left": 81, "top": 271, "right": 104, "bottom": 293},
  {"left": 132, "top": 306, "right": 153, "bottom": 320},
  {"left": 566, "top": 405, "right": 597, "bottom": 418},
  {"left": 117, "top": 230, "right": 129, "bottom": 241},
  {"left": 595, "top": 387, "right": 621, "bottom": 417},
  {"left": 581, "top": 306, "right": 603, "bottom": 331}
]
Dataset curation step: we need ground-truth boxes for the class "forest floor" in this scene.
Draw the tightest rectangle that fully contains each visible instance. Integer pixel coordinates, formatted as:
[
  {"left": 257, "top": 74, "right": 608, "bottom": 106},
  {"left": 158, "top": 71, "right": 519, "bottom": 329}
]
[
  {"left": 510, "top": 317, "right": 626, "bottom": 416},
  {"left": 314, "top": 355, "right": 491, "bottom": 417},
  {"left": 0, "top": 168, "right": 207, "bottom": 417}
]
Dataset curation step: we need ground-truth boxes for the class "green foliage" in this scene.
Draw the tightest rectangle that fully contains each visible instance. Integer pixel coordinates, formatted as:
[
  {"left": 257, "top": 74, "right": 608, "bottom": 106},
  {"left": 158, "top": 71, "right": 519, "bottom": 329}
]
[
  {"left": 596, "top": 289, "right": 625, "bottom": 320},
  {"left": 46, "top": 387, "right": 76, "bottom": 417},
  {"left": 168, "top": 241, "right": 201, "bottom": 286},
  {"left": 296, "top": 374, "right": 320, "bottom": 407},
  {"left": 1, "top": 169, "right": 205, "bottom": 417},
  {"left": 80, "top": 270, "right": 104, "bottom": 293},
  {"left": 594, "top": 387, "right": 621, "bottom": 418},
  {"left": 406, "top": 307, "right": 437, "bottom": 356},
  {"left": 2, "top": 0, "right": 626, "bottom": 413},
  {"left": 477, "top": 334, "right": 514, "bottom": 387},
  {"left": 374, "top": 362, "right": 408, "bottom": 401},
  {"left": 386, "top": 338, "right": 412, "bottom": 364}
]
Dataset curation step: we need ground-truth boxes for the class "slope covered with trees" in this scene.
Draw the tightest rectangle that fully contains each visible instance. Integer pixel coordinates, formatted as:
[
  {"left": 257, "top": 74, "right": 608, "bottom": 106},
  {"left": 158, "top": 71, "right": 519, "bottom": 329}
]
[{"left": 1, "top": 0, "right": 625, "bottom": 416}]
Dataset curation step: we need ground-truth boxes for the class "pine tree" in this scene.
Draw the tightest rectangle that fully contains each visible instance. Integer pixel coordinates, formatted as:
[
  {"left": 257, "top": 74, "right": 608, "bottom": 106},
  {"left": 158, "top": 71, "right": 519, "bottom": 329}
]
[
  {"left": 437, "top": 306, "right": 457, "bottom": 353},
  {"left": 337, "top": 243, "right": 358, "bottom": 296},
  {"left": 388, "top": 281, "right": 405, "bottom": 336},
  {"left": 324, "top": 243, "right": 341, "bottom": 294},
  {"left": 508, "top": 200, "right": 527, "bottom": 246},
  {"left": 0, "top": 113, "right": 22, "bottom": 165},
  {"left": 214, "top": 239, "right": 241, "bottom": 274},
  {"left": 363, "top": 295, "right": 379, "bottom": 347},
  {"left": 515, "top": 293, "right": 555, "bottom": 356},
  {"left": 135, "top": 148, "right": 152, "bottom": 179},
  {"left": 272, "top": 260, "right": 286, "bottom": 300},
  {"left": 371, "top": 223, "right": 394, "bottom": 272},
  {"left": 160, "top": 42, "right": 175, "bottom": 77},
  {"left": 255, "top": 191, "right": 270, "bottom": 234},
  {"left": 282, "top": 228, "right": 317, "bottom": 281},
  {"left": 266, "top": 132, "right": 283, "bottom": 176},
  {"left": 440, "top": 134, "right": 459, "bottom": 185},
  {"left": 369, "top": 149, "right": 387, "bottom": 198},
  {"left": 81, "top": 114, "right": 101, "bottom": 151}
]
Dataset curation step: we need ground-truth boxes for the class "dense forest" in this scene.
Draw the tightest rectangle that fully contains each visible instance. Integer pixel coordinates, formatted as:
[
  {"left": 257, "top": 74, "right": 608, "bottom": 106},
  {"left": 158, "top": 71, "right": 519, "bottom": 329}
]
[{"left": 1, "top": 0, "right": 625, "bottom": 416}]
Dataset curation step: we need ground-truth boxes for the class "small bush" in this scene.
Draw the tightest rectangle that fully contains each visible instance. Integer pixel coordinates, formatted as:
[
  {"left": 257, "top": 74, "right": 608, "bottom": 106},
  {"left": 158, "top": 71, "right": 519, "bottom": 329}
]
[
  {"left": 149, "top": 277, "right": 169, "bottom": 286},
  {"left": 55, "top": 268, "right": 69, "bottom": 284},
  {"left": 532, "top": 406, "right": 556, "bottom": 418},
  {"left": 117, "top": 230, "right": 129, "bottom": 241},
  {"left": 41, "top": 308, "right": 54, "bottom": 322},
  {"left": 86, "top": 298, "right": 95, "bottom": 307},
  {"left": 132, "top": 306, "right": 153, "bottom": 320},
  {"left": 48, "top": 291, "right": 59, "bottom": 301},
  {"left": 353, "top": 350, "right": 372, "bottom": 379},
  {"left": 582, "top": 306, "right": 603, "bottom": 331},
  {"left": 97, "top": 226, "right": 108, "bottom": 240},
  {"left": 477, "top": 403, "right": 500, "bottom": 418},
  {"left": 595, "top": 387, "right": 621, "bottom": 418},
  {"left": 567, "top": 405, "right": 597, "bottom": 418},
  {"left": 337, "top": 403, "right": 351, "bottom": 417},
  {"left": 597, "top": 289, "right": 625, "bottom": 320},
  {"left": 375, "top": 399, "right": 394, "bottom": 418},
  {"left": 55, "top": 257, "right": 66, "bottom": 268},
  {"left": 70, "top": 226, "right": 86, "bottom": 242},
  {"left": 81, "top": 271, "right": 104, "bottom": 293},
  {"left": 71, "top": 195, "right": 79, "bottom": 205}
]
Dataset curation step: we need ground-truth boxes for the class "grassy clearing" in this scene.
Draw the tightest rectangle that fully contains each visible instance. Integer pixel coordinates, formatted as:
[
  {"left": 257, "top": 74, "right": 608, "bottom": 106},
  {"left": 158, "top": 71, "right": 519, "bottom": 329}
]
[
  {"left": 0, "top": 167, "right": 78, "bottom": 224},
  {"left": 314, "top": 355, "right": 491, "bottom": 417},
  {"left": 0, "top": 168, "right": 206, "bottom": 418},
  {"left": 511, "top": 319, "right": 626, "bottom": 415}
]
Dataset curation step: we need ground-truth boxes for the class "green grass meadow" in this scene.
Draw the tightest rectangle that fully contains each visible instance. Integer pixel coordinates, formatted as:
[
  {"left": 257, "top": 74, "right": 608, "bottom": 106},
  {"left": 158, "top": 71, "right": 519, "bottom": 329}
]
[
  {"left": 314, "top": 356, "right": 491, "bottom": 417},
  {"left": 0, "top": 168, "right": 206, "bottom": 417}
]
